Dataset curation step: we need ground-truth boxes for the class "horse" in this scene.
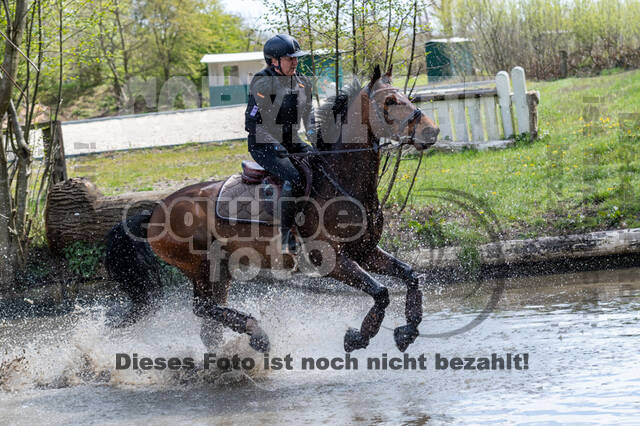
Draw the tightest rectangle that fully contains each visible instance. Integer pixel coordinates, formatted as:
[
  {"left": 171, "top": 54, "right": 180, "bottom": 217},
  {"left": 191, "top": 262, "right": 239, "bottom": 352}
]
[{"left": 104, "top": 65, "right": 440, "bottom": 353}]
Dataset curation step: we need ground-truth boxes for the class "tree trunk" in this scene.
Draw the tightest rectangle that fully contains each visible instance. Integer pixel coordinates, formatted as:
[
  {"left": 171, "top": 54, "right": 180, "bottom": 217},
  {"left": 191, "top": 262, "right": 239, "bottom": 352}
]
[
  {"left": 8, "top": 101, "right": 31, "bottom": 259},
  {"left": 383, "top": 0, "right": 392, "bottom": 69},
  {"left": 0, "top": 0, "right": 31, "bottom": 289},
  {"left": 403, "top": 0, "right": 418, "bottom": 93},
  {"left": 0, "top": 133, "right": 15, "bottom": 287},
  {"left": 0, "top": 0, "right": 30, "bottom": 120},
  {"left": 351, "top": 0, "right": 358, "bottom": 76},
  {"left": 304, "top": 0, "right": 320, "bottom": 104},
  {"left": 283, "top": 0, "right": 292, "bottom": 34},
  {"left": 45, "top": 178, "right": 170, "bottom": 253}
]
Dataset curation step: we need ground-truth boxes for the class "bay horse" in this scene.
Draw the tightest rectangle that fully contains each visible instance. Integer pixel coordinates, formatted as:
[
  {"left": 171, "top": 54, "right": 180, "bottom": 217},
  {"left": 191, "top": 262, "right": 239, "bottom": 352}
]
[{"left": 105, "top": 65, "right": 440, "bottom": 353}]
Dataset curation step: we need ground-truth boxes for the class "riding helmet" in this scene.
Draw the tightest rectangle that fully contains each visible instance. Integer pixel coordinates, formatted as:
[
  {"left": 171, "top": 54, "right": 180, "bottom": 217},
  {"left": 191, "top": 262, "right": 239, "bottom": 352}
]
[{"left": 263, "top": 34, "right": 307, "bottom": 63}]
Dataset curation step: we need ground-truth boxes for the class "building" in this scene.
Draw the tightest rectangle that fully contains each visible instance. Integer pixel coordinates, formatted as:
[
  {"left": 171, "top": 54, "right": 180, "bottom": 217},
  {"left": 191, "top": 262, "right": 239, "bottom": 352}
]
[
  {"left": 201, "top": 50, "right": 343, "bottom": 107},
  {"left": 425, "top": 37, "right": 474, "bottom": 82},
  {"left": 201, "top": 51, "right": 265, "bottom": 107}
]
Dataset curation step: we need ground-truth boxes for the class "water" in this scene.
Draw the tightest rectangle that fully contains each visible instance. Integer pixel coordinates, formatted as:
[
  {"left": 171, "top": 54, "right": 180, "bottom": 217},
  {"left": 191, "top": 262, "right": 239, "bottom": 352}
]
[{"left": 1, "top": 267, "right": 639, "bottom": 424}]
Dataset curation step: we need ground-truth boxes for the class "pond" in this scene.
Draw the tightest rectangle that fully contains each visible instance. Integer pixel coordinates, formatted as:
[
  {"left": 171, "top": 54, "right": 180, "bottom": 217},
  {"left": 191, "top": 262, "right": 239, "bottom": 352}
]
[{"left": 1, "top": 267, "right": 639, "bottom": 424}]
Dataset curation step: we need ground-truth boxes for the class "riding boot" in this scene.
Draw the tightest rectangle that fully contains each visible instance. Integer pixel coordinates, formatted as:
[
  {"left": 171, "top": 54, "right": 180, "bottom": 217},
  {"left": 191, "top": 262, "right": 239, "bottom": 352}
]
[{"left": 278, "top": 181, "right": 299, "bottom": 254}]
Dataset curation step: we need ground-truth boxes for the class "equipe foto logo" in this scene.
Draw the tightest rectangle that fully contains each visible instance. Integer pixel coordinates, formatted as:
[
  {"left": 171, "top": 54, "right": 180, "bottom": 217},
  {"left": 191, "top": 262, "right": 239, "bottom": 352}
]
[{"left": 120, "top": 186, "right": 506, "bottom": 338}]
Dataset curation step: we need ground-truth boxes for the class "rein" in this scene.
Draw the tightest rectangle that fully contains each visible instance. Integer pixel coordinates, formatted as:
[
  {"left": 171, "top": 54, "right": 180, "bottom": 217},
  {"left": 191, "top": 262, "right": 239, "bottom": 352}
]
[
  {"left": 282, "top": 81, "right": 432, "bottom": 198},
  {"left": 283, "top": 141, "right": 394, "bottom": 157}
]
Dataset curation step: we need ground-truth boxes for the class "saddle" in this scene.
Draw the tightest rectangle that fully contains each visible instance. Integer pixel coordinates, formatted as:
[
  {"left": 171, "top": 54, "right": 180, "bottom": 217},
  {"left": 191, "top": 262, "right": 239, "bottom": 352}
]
[{"left": 215, "top": 159, "right": 312, "bottom": 225}]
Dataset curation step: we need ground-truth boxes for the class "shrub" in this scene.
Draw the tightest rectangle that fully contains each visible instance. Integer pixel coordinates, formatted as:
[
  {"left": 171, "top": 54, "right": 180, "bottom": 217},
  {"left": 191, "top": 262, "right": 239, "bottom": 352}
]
[
  {"left": 62, "top": 241, "right": 105, "bottom": 280},
  {"left": 454, "top": 0, "right": 640, "bottom": 79}
]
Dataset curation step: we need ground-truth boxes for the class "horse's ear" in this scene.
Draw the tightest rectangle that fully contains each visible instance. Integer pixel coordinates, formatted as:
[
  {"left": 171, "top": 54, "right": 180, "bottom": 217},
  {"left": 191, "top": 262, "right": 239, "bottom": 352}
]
[
  {"left": 369, "top": 65, "right": 381, "bottom": 89},
  {"left": 385, "top": 64, "right": 393, "bottom": 78}
]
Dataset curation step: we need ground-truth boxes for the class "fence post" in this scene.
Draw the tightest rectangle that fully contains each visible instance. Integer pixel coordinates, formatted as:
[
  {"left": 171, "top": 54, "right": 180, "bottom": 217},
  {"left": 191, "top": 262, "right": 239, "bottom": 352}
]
[
  {"left": 466, "top": 97, "right": 484, "bottom": 141},
  {"left": 435, "top": 102, "right": 453, "bottom": 141},
  {"left": 527, "top": 91, "right": 540, "bottom": 140},
  {"left": 451, "top": 99, "right": 469, "bottom": 141},
  {"left": 495, "top": 71, "right": 513, "bottom": 138},
  {"left": 482, "top": 96, "right": 500, "bottom": 141},
  {"left": 511, "top": 66, "right": 530, "bottom": 135},
  {"left": 560, "top": 50, "right": 568, "bottom": 79},
  {"left": 43, "top": 121, "right": 68, "bottom": 184}
]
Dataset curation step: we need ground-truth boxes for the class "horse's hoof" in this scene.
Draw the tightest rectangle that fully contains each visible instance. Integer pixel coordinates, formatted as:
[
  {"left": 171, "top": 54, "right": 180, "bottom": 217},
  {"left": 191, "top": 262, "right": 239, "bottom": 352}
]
[
  {"left": 344, "top": 327, "right": 369, "bottom": 352},
  {"left": 394, "top": 324, "right": 419, "bottom": 352},
  {"left": 249, "top": 329, "right": 270, "bottom": 353}
]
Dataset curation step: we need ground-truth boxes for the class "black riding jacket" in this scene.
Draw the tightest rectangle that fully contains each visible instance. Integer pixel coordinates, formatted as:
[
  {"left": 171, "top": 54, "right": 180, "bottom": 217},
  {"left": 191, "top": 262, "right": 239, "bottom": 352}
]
[{"left": 244, "top": 66, "right": 315, "bottom": 154}]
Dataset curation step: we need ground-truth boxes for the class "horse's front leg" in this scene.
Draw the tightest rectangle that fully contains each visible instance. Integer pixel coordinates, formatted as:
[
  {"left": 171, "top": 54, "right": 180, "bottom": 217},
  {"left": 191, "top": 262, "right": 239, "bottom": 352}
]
[
  {"left": 361, "top": 247, "right": 422, "bottom": 352},
  {"left": 329, "top": 254, "right": 390, "bottom": 352}
]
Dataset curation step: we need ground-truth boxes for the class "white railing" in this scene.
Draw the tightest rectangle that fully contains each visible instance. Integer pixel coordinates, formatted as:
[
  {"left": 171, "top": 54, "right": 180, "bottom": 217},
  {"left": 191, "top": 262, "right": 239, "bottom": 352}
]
[{"left": 413, "top": 67, "right": 539, "bottom": 151}]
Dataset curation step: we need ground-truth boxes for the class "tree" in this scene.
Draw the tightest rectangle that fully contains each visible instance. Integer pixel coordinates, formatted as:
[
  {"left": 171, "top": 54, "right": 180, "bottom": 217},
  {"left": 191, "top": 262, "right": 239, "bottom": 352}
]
[
  {"left": 0, "top": 0, "right": 33, "bottom": 287},
  {"left": 134, "top": 0, "right": 247, "bottom": 84},
  {"left": 96, "top": 0, "right": 137, "bottom": 107}
]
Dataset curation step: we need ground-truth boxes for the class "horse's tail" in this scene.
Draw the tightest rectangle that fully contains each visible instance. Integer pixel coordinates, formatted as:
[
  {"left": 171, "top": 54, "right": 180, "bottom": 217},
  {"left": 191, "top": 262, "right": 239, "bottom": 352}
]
[{"left": 104, "top": 210, "right": 163, "bottom": 325}]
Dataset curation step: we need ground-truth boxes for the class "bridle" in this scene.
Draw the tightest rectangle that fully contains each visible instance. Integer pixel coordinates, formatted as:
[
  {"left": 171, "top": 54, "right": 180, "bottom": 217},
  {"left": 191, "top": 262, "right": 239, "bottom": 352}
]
[
  {"left": 285, "top": 81, "right": 430, "bottom": 199},
  {"left": 287, "top": 81, "right": 426, "bottom": 158},
  {"left": 363, "top": 82, "right": 424, "bottom": 147}
]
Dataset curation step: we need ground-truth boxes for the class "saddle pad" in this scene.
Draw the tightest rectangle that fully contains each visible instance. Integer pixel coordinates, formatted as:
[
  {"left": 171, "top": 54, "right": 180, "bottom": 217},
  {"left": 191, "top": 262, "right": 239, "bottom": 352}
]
[{"left": 215, "top": 174, "right": 278, "bottom": 225}]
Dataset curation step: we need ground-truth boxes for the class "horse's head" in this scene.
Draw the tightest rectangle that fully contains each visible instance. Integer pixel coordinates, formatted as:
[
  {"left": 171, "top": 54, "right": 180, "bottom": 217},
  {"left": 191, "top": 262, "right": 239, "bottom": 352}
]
[{"left": 364, "top": 65, "right": 439, "bottom": 150}]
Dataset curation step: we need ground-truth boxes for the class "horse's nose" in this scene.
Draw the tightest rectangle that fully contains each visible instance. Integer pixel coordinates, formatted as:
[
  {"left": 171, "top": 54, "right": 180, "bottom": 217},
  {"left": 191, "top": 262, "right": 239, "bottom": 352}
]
[{"left": 422, "top": 126, "right": 440, "bottom": 144}]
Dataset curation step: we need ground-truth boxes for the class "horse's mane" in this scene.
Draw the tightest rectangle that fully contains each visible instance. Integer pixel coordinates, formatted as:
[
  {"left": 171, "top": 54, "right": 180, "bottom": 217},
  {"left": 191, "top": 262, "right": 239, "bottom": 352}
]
[{"left": 313, "top": 79, "right": 362, "bottom": 151}]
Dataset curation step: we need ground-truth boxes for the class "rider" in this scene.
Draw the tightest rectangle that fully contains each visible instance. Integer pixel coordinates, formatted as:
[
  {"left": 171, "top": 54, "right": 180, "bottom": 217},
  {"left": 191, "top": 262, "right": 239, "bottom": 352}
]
[{"left": 245, "top": 34, "right": 316, "bottom": 254}]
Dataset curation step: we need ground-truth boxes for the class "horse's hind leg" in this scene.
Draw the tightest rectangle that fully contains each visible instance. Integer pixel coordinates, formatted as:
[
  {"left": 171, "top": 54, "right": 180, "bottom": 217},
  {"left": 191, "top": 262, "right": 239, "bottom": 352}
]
[
  {"left": 191, "top": 255, "right": 270, "bottom": 353},
  {"left": 361, "top": 247, "right": 422, "bottom": 352},
  {"left": 329, "top": 254, "right": 390, "bottom": 352},
  {"left": 191, "top": 256, "right": 229, "bottom": 350}
]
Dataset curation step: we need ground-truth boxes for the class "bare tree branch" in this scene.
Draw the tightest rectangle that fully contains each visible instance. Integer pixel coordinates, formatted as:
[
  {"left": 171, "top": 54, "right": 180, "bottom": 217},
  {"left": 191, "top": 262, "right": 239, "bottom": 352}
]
[
  {"left": 0, "top": 29, "right": 40, "bottom": 72},
  {"left": 0, "top": 64, "right": 27, "bottom": 98}
]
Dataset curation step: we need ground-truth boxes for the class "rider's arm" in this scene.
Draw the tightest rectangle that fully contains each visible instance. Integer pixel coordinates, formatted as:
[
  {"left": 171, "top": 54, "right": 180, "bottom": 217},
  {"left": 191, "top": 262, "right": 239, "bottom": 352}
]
[{"left": 248, "top": 73, "right": 282, "bottom": 143}]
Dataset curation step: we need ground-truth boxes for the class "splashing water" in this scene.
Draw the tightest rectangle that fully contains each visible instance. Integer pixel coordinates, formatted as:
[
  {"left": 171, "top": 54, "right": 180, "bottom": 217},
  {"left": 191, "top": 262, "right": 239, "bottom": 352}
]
[{"left": 1, "top": 269, "right": 639, "bottom": 424}]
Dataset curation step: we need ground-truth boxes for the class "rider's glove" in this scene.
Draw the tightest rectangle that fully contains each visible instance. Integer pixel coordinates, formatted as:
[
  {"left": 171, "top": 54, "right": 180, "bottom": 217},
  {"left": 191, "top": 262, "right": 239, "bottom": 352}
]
[
  {"left": 274, "top": 144, "right": 289, "bottom": 158},
  {"left": 300, "top": 143, "right": 315, "bottom": 153}
]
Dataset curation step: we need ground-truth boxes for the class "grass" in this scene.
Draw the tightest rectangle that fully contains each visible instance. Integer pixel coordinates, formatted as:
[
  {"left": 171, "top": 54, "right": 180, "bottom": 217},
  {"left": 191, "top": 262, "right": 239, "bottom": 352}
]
[
  {"left": 67, "top": 141, "right": 250, "bottom": 195},
  {"left": 382, "top": 69, "right": 640, "bottom": 247},
  {"left": 66, "top": 69, "right": 640, "bottom": 249}
]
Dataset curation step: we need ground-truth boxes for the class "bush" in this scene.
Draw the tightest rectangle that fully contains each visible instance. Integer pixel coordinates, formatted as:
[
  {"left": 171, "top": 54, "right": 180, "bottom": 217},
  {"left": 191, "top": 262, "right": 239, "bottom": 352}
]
[
  {"left": 62, "top": 241, "right": 105, "bottom": 280},
  {"left": 454, "top": 0, "right": 640, "bottom": 79}
]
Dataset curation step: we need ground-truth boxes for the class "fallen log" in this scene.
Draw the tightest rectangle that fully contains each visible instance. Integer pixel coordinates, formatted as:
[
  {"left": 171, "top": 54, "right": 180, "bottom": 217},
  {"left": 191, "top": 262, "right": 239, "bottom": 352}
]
[
  {"left": 45, "top": 177, "right": 170, "bottom": 253},
  {"left": 401, "top": 228, "right": 640, "bottom": 270}
]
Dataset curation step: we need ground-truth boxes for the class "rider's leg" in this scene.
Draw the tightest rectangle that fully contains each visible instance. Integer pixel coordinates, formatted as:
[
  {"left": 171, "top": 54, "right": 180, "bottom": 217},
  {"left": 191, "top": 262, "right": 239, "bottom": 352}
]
[
  {"left": 278, "top": 180, "right": 298, "bottom": 253},
  {"left": 249, "top": 144, "right": 304, "bottom": 253}
]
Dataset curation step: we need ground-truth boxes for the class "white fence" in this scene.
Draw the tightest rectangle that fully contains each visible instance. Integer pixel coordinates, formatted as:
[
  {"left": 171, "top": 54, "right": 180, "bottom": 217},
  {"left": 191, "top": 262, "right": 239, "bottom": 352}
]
[{"left": 413, "top": 66, "right": 539, "bottom": 151}]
